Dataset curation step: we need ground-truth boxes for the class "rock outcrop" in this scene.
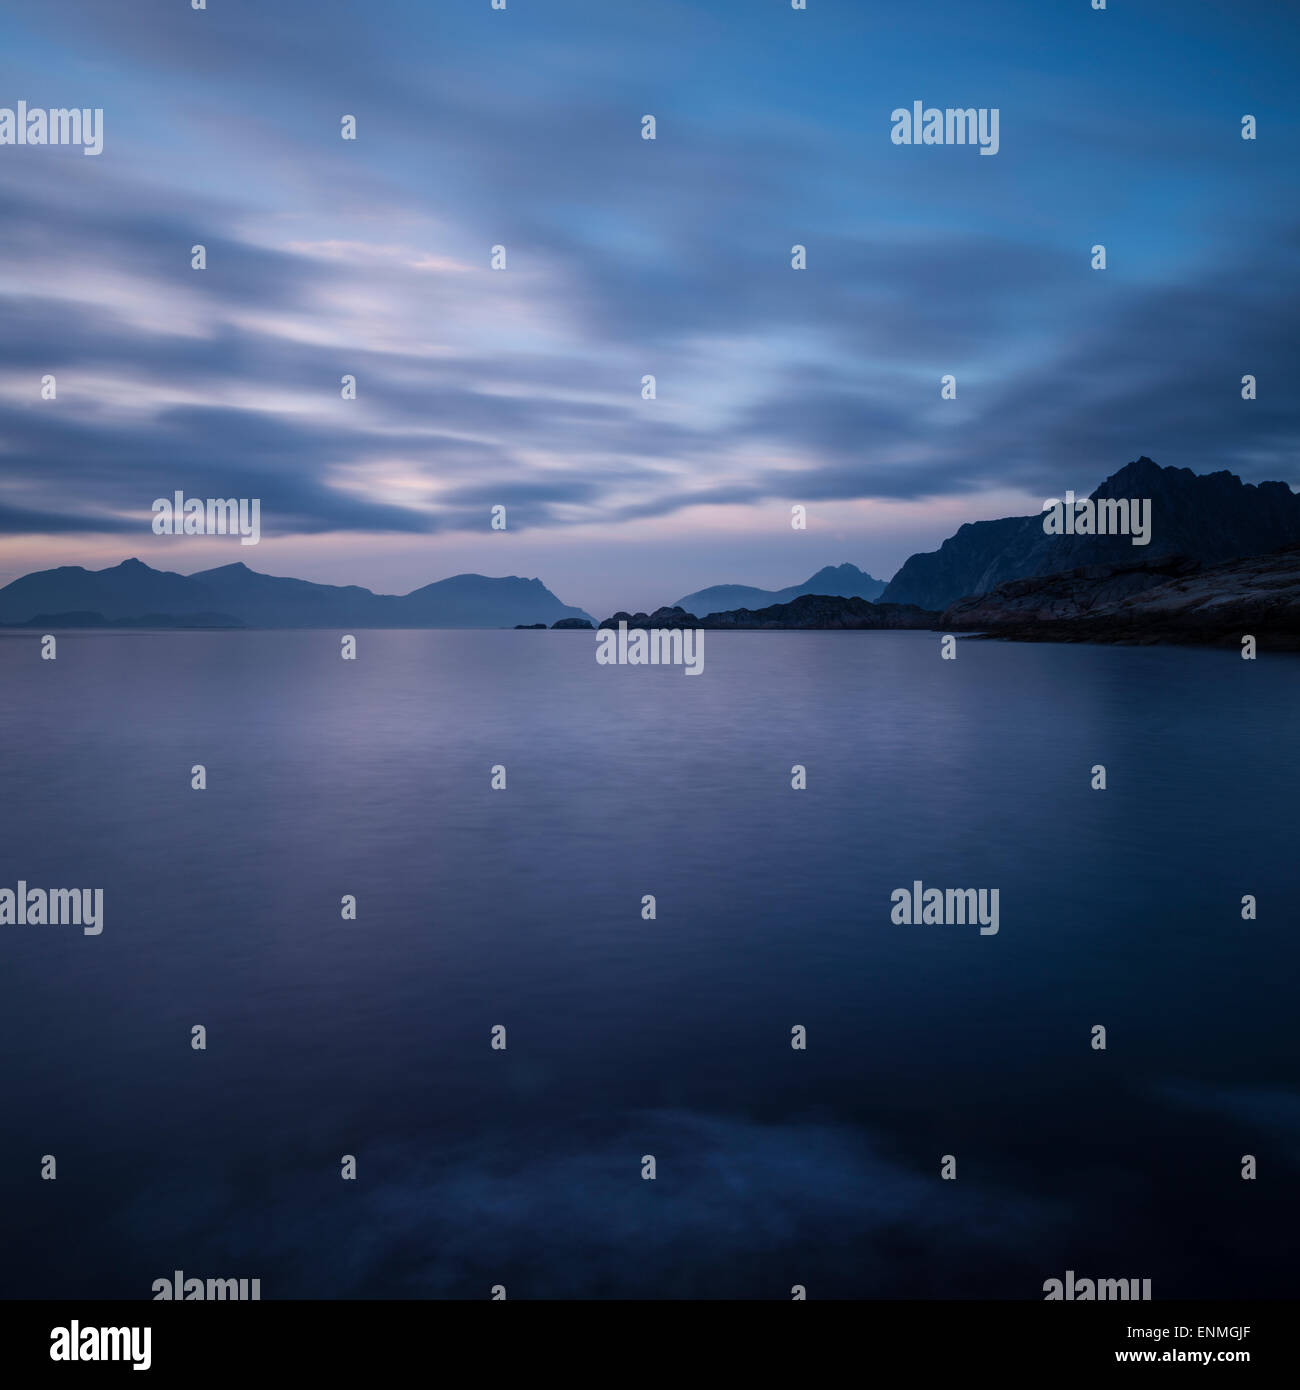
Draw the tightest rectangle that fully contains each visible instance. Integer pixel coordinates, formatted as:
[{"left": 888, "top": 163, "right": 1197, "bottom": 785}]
[
  {"left": 600, "top": 606, "right": 698, "bottom": 630},
  {"left": 882, "top": 458, "right": 1300, "bottom": 611},
  {"left": 942, "top": 546, "right": 1300, "bottom": 647},
  {"left": 601, "top": 596, "right": 939, "bottom": 631}
]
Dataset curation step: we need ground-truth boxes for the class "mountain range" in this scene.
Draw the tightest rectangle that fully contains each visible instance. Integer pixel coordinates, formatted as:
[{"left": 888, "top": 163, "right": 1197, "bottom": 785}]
[
  {"left": 673, "top": 563, "right": 887, "bottom": 614},
  {"left": 3, "top": 459, "right": 1297, "bottom": 634},
  {"left": 880, "top": 457, "right": 1300, "bottom": 611},
  {"left": 0, "top": 559, "right": 594, "bottom": 629}
]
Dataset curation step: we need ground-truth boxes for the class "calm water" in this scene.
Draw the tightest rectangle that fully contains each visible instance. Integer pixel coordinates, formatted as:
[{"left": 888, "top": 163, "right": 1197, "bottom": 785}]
[{"left": 0, "top": 629, "right": 1296, "bottom": 1299}]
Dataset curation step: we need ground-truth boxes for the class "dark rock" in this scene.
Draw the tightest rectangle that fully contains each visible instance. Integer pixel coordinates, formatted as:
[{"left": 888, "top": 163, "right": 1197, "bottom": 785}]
[
  {"left": 882, "top": 457, "right": 1300, "bottom": 611},
  {"left": 699, "top": 594, "right": 938, "bottom": 630},
  {"left": 599, "top": 606, "right": 697, "bottom": 630},
  {"left": 551, "top": 617, "right": 594, "bottom": 629},
  {"left": 942, "top": 546, "right": 1300, "bottom": 647},
  {"left": 600, "top": 596, "right": 938, "bottom": 631}
]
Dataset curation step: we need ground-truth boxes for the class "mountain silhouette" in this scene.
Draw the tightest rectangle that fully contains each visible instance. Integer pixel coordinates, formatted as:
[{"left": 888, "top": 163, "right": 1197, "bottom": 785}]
[
  {"left": 880, "top": 457, "right": 1300, "bottom": 611},
  {"left": 674, "top": 562, "right": 887, "bottom": 614},
  {"left": 0, "top": 559, "right": 594, "bottom": 629}
]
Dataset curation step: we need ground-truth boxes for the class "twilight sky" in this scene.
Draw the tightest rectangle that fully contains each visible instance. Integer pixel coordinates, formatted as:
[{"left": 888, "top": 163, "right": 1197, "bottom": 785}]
[{"left": 0, "top": 0, "right": 1297, "bottom": 616}]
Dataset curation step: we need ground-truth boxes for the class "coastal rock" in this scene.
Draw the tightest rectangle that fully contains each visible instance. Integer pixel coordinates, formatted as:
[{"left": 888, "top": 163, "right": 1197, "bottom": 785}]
[
  {"left": 942, "top": 546, "right": 1300, "bottom": 647},
  {"left": 601, "top": 596, "right": 938, "bottom": 631},
  {"left": 599, "top": 606, "right": 697, "bottom": 630},
  {"left": 882, "top": 457, "right": 1300, "bottom": 611},
  {"left": 700, "top": 594, "right": 938, "bottom": 629},
  {"left": 942, "top": 554, "right": 1204, "bottom": 626}
]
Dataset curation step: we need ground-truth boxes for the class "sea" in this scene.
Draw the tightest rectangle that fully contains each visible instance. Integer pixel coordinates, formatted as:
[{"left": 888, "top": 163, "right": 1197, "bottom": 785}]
[{"left": 0, "top": 628, "right": 1295, "bottom": 1298}]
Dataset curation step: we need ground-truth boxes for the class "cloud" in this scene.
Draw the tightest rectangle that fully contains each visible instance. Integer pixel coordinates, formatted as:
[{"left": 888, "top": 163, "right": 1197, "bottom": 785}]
[{"left": 1, "top": 0, "right": 1297, "bottom": 562}]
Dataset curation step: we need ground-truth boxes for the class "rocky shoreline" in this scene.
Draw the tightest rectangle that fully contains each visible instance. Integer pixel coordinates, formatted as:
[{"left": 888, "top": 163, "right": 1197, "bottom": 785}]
[
  {"left": 596, "top": 548, "right": 1300, "bottom": 649},
  {"left": 600, "top": 594, "right": 940, "bottom": 631},
  {"left": 941, "top": 547, "right": 1300, "bottom": 649}
]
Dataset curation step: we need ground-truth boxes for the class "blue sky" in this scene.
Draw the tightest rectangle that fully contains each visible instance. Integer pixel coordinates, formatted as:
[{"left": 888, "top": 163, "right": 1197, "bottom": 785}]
[{"left": 0, "top": 0, "right": 1296, "bottom": 614}]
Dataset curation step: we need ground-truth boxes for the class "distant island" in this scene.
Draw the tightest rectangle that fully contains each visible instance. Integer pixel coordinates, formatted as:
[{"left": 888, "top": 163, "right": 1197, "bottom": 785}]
[
  {"left": 673, "top": 563, "right": 887, "bottom": 615},
  {"left": 0, "top": 559, "right": 595, "bottom": 630}
]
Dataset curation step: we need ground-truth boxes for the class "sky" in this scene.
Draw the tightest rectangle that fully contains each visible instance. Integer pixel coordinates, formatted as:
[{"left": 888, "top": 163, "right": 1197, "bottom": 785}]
[{"left": 0, "top": 0, "right": 1296, "bottom": 617}]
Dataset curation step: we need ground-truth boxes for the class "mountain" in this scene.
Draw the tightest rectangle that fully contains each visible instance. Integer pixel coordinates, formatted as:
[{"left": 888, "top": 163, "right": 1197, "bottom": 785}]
[
  {"left": 397, "top": 573, "right": 591, "bottom": 628},
  {"left": 0, "top": 557, "right": 210, "bottom": 623},
  {"left": 0, "top": 559, "right": 595, "bottom": 629},
  {"left": 674, "top": 562, "right": 886, "bottom": 614},
  {"left": 189, "top": 562, "right": 387, "bottom": 626},
  {"left": 601, "top": 595, "right": 938, "bottom": 631},
  {"left": 941, "top": 546, "right": 1300, "bottom": 648},
  {"left": 880, "top": 458, "right": 1300, "bottom": 611}
]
